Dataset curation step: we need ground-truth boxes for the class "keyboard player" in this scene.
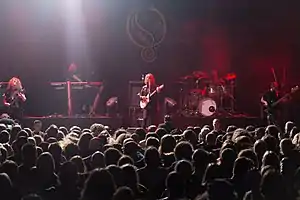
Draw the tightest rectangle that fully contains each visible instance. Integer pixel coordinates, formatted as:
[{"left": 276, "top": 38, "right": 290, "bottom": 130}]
[{"left": 67, "top": 63, "right": 93, "bottom": 115}]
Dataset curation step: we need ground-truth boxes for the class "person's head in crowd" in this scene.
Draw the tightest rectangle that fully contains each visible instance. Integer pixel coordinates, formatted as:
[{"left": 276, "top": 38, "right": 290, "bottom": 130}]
[
  {"left": 17, "top": 130, "right": 29, "bottom": 139},
  {"left": 115, "top": 133, "right": 131, "bottom": 145},
  {"left": 13, "top": 136, "right": 28, "bottom": 156},
  {"left": 174, "top": 141, "right": 193, "bottom": 161},
  {"left": 220, "top": 148, "right": 236, "bottom": 173},
  {"left": 262, "top": 134, "right": 278, "bottom": 153},
  {"left": 59, "top": 161, "right": 78, "bottom": 187},
  {"left": 145, "top": 132, "right": 159, "bottom": 141},
  {"left": 106, "top": 165, "right": 124, "bottom": 188},
  {"left": 0, "top": 146, "right": 7, "bottom": 164},
  {"left": 118, "top": 155, "right": 134, "bottom": 167},
  {"left": 165, "top": 172, "right": 186, "bottom": 199},
  {"left": 0, "top": 130, "right": 10, "bottom": 144},
  {"left": 213, "top": 118, "right": 221, "bottom": 131},
  {"left": 183, "top": 129, "right": 197, "bottom": 147},
  {"left": 33, "top": 135, "right": 43, "bottom": 146},
  {"left": 33, "top": 120, "right": 42, "bottom": 133},
  {"left": 27, "top": 137, "right": 36, "bottom": 146},
  {"left": 24, "top": 128, "right": 33, "bottom": 137},
  {"left": 265, "top": 125, "right": 280, "bottom": 139},
  {"left": 45, "top": 124, "right": 59, "bottom": 139},
  {"left": 238, "top": 149, "right": 258, "bottom": 169},
  {"left": 22, "top": 143, "right": 37, "bottom": 168},
  {"left": 58, "top": 126, "right": 68, "bottom": 135},
  {"left": 159, "top": 134, "right": 176, "bottom": 154},
  {"left": 175, "top": 159, "right": 193, "bottom": 181},
  {"left": 70, "top": 126, "right": 81, "bottom": 133},
  {"left": 198, "top": 128, "right": 210, "bottom": 143},
  {"left": 121, "top": 164, "right": 140, "bottom": 195},
  {"left": 71, "top": 155, "right": 86, "bottom": 174},
  {"left": 64, "top": 142, "right": 79, "bottom": 160},
  {"left": 104, "top": 148, "right": 122, "bottom": 166},
  {"left": 255, "top": 127, "right": 265, "bottom": 140},
  {"left": 246, "top": 125, "right": 255, "bottom": 132},
  {"left": 193, "top": 149, "right": 210, "bottom": 173},
  {"left": 57, "top": 130, "right": 65, "bottom": 141},
  {"left": 123, "top": 138, "right": 134, "bottom": 146},
  {"left": 155, "top": 128, "right": 168, "bottom": 139},
  {"left": 147, "top": 125, "right": 157, "bottom": 132},
  {"left": 261, "top": 168, "right": 286, "bottom": 200},
  {"left": 0, "top": 173, "right": 14, "bottom": 198},
  {"left": 280, "top": 157, "right": 297, "bottom": 181},
  {"left": 77, "top": 133, "right": 93, "bottom": 157},
  {"left": 112, "top": 186, "right": 134, "bottom": 200},
  {"left": 285, "top": 121, "right": 295, "bottom": 134},
  {"left": 232, "top": 157, "right": 254, "bottom": 179},
  {"left": 280, "top": 138, "right": 294, "bottom": 156},
  {"left": 130, "top": 133, "right": 140, "bottom": 144},
  {"left": 49, "top": 142, "right": 62, "bottom": 161},
  {"left": 0, "top": 160, "right": 18, "bottom": 184},
  {"left": 253, "top": 139, "right": 267, "bottom": 167},
  {"left": 293, "top": 167, "right": 300, "bottom": 198},
  {"left": 90, "top": 151, "right": 105, "bottom": 169},
  {"left": 114, "top": 128, "right": 127, "bottom": 139},
  {"left": 89, "top": 137, "right": 102, "bottom": 153},
  {"left": 81, "top": 169, "right": 116, "bottom": 200},
  {"left": 134, "top": 128, "right": 146, "bottom": 141},
  {"left": 205, "top": 132, "right": 217, "bottom": 146},
  {"left": 262, "top": 151, "right": 280, "bottom": 170},
  {"left": 206, "top": 179, "right": 237, "bottom": 200},
  {"left": 10, "top": 125, "right": 21, "bottom": 143},
  {"left": 290, "top": 126, "right": 299, "bottom": 139},
  {"left": 37, "top": 152, "right": 55, "bottom": 179},
  {"left": 144, "top": 147, "right": 160, "bottom": 168},
  {"left": 145, "top": 137, "right": 160, "bottom": 149},
  {"left": 22, "top": 194, "right": 42, "bottom": 200},
  {"left": 123, "top": 141, "right": 139, "bottom": 157},
  {"left": 90, "top": 123, "right": 105, "bottom": 137}
]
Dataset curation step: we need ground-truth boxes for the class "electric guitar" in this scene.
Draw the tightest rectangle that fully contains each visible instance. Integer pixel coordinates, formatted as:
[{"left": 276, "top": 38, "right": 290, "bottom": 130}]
[
  {"left": 264, "top": 86, "right": 299, "bottom": 113},
  {"left": 139, "top": 84, "right": 164, "bottom": 109}
]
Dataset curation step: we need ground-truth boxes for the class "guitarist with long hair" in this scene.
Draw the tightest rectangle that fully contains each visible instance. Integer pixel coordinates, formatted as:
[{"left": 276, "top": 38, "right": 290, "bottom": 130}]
[
  {"left": 139, "top": 73, "right": 164, "bottom": 128},
  {"left": 3, "top": 77, "right": 26, "bottom": 121}
]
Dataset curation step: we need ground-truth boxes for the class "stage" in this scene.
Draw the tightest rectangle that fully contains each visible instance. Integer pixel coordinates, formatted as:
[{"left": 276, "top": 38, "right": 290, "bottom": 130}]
[{"left": 22, "top": 114, "right": 264, "bottom": 131}]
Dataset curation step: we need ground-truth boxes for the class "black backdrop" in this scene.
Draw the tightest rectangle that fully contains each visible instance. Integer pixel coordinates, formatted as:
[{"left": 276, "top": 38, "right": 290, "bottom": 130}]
[{"left": 0, "top": 0, "right": 300, "bottom": 120}]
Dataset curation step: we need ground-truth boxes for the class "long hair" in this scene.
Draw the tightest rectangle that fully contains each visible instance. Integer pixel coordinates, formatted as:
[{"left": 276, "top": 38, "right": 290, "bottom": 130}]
[
  {"left": 144, "top": 73, "right": 156, "bottom": 86},
  {"left": 7, "top": 77, "right": 22, "bottom": 91}
]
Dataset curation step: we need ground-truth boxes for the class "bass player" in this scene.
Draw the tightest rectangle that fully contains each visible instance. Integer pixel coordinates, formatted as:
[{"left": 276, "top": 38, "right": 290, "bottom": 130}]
[
  {"left": 139, "top": 73, "right": 163, "bottom": 128},
  {"left": 261, "top": 82, "right": 287, "bottom": 126}
]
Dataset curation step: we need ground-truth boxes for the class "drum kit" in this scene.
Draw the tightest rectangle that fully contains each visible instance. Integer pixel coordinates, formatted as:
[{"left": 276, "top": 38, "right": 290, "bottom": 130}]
[{"left": 177, "top": 71, "right": 236, "bottom": 117}]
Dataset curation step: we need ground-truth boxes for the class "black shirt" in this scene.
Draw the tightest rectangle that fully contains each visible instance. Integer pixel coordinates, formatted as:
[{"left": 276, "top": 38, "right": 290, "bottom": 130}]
[
  {"left": 140, "top": 85, "right": 159, "bottom": 111},
  {"left": 263, "top": 90, "right": 279, "bottom": 106}
]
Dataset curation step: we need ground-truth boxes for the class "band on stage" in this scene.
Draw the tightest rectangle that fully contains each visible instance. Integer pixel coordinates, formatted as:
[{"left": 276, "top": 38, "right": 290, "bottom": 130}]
[{"left": 1, "top": 67, "right": 299, "bottom": 127}]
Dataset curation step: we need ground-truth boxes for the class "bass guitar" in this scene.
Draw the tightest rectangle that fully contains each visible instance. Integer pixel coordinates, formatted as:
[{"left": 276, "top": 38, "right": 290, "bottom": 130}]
[
  {"left": 264, "top": 86, "right": 299, "bottom": 113},
  {"left": 139, "top": 84, "right": 164, "bottom": 109}
]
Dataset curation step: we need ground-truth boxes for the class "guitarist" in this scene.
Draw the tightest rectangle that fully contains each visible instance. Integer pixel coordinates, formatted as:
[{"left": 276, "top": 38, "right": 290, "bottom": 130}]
[
  {"left": 261, "top": 82, "right": 285, "bottom": 125},
  {"left": 3, "top": 77, "right": 26, "bottom": 121},
  {"left": 139, "top": 73, "right": 162, "bottom": 128}
]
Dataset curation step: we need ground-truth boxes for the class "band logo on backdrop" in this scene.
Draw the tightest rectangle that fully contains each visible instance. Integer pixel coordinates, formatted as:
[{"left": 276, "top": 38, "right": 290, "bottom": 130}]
[{"left": 126, "top": 7, "right": 167, "bottom": 63}]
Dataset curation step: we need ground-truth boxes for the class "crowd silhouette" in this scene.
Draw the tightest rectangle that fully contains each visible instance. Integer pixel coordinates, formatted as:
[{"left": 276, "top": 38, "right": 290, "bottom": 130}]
[{"left": 0, "top": 115, "right": 299, "bottom": 200}]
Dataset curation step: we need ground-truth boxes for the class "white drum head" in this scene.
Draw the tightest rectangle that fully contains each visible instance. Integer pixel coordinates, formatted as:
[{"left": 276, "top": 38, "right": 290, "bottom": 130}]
[{"left": 199, "top": 98, "right": 217, "bottom": 116}]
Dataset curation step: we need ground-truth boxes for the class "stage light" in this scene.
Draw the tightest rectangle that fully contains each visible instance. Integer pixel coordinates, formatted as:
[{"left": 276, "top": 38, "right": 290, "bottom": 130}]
[{"left": 164, "top": 97, "right": 177, "bottom": 115}]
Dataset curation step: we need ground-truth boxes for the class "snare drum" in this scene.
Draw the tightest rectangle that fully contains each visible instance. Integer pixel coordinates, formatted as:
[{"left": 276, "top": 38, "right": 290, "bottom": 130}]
[{"left": 198, "top": 98, "right": 217, "bottom": 116}]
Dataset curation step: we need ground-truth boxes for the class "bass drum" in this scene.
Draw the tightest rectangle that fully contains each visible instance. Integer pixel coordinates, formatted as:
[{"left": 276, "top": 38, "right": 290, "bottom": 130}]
[{"left": 198, "top": 98, "right": 217, "bottom": 116}]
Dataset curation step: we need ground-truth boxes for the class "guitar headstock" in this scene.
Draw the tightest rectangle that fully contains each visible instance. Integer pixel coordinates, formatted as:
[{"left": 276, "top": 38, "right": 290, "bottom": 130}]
[{"left": 159, "top": 84, "right": 164, "bottom": 89}]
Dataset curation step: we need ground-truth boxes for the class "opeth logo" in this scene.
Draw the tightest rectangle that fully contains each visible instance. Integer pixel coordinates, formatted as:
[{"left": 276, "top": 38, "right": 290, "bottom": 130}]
[{"left": 126, "top": 7, "right": 167, "bottom": 63}]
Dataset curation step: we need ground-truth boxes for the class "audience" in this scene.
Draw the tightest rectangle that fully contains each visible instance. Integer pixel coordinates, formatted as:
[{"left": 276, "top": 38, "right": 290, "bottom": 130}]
[{"left": 0, "top": 117, "right": 299, "bottom": 200}]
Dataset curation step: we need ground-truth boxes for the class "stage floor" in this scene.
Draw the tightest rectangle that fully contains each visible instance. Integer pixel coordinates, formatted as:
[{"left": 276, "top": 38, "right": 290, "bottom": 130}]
[
  {"left": 23, "top": 115, "right": 123, "bottom": 130},
  {"left": 22, "top": 114, "right": 263, "bottom": 130}
]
